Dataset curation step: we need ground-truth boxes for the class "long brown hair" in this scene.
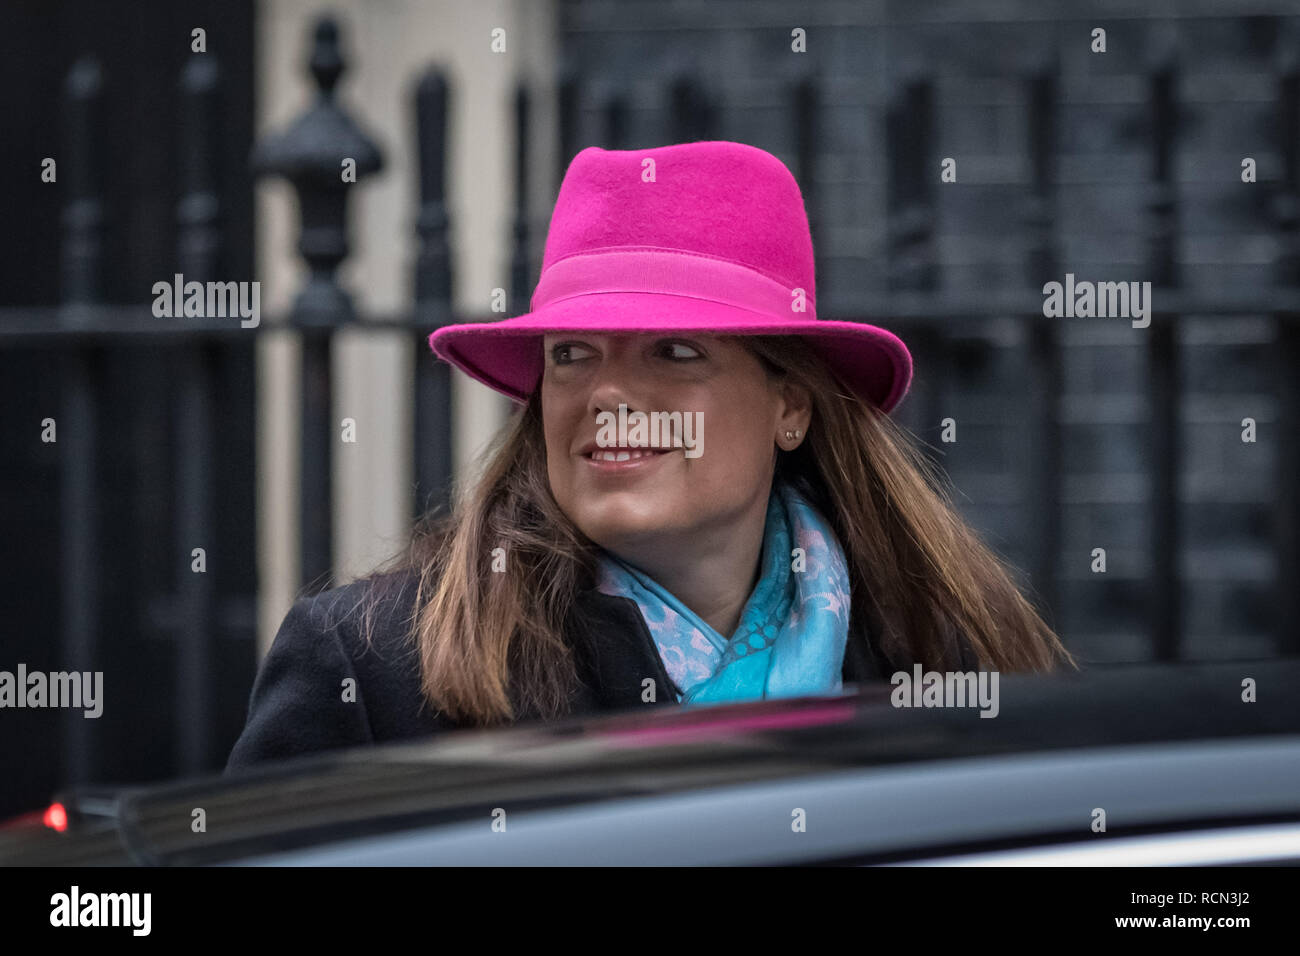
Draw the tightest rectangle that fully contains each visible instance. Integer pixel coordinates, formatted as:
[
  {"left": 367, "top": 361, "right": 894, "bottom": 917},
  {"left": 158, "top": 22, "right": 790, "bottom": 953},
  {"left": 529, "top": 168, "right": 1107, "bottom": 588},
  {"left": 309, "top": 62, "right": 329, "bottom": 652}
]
[{"left": 359, "top": 335, "right": 1076, "bottom": 727}]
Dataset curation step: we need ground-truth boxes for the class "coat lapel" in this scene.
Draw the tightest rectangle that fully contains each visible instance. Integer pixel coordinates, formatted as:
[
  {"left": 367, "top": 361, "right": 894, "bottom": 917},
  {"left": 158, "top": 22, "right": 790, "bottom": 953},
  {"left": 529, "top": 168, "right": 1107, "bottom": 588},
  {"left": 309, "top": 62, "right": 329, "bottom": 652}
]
[{"left": 569, "top": 588, "right": 681, "bottom": 710}]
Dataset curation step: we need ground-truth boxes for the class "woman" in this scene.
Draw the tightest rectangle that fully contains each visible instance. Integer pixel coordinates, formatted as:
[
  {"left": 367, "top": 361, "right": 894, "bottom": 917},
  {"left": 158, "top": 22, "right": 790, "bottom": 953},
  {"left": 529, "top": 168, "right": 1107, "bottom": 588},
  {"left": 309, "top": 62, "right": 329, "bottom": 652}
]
[{"left": 226, "top": 141, "right": 1074, "bottom": 770}]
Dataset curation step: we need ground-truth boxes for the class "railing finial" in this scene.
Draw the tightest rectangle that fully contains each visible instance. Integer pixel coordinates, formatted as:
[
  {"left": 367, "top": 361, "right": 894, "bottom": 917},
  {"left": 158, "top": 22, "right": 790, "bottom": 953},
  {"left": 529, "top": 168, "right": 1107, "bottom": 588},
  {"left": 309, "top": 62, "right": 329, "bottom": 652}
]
[{"left": 249, "top": 14, "right": 383, "bottom": 328}]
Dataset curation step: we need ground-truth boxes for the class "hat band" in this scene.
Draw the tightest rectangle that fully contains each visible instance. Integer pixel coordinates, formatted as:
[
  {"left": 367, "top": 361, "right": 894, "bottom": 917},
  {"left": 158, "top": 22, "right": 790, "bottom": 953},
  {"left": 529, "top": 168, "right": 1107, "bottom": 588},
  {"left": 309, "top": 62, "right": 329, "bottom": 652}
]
[{"left": 531, "top": 249, "right": 816, "bottom": 319}]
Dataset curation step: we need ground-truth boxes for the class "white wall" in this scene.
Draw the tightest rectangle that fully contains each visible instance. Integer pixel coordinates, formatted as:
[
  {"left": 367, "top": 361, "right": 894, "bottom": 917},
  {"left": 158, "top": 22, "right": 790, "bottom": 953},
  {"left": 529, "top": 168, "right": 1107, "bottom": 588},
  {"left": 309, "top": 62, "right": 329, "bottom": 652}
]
[{"left": 254, "top": 0, "right": 558, "bottom": 654}]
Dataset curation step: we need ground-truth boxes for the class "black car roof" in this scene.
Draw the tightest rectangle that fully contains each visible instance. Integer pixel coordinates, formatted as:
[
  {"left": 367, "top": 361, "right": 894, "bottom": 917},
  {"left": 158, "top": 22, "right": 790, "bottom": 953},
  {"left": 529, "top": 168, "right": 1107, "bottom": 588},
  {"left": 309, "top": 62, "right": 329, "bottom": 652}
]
[{"left": 5, "top": 659, "right": 1298, "bottom": 865}]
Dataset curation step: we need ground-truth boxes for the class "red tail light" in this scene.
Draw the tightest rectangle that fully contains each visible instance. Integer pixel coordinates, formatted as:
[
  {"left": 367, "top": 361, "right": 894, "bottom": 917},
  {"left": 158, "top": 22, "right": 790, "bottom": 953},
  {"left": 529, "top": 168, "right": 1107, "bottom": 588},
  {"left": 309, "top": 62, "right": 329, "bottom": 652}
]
[{"left": 43, "top": 802, "right": 68, "bottom": 832}]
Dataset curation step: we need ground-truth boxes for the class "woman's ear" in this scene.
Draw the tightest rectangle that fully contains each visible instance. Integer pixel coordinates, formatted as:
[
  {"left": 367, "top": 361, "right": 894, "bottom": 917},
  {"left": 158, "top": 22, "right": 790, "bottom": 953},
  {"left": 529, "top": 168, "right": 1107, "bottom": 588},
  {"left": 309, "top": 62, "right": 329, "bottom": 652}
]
[{"left": 775, "top": 380, "right": 813, "bottom": 450}]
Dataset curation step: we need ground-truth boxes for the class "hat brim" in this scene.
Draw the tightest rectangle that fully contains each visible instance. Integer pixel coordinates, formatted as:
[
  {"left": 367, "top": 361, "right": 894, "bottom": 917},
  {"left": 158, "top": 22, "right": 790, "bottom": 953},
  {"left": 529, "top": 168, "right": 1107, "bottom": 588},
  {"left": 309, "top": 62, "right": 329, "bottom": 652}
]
[{"left": 428, "top": 293, "right": 913, "bottom": 413}]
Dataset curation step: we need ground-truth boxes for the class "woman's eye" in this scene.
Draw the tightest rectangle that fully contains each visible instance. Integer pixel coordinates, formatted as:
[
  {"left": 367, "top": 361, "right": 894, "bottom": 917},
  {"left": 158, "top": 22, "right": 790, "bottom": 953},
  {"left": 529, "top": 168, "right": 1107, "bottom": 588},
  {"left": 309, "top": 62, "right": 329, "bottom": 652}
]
[
  {"left": 551, "top": 343, "right": 594, "bottom": 364},
  {"left": 660, "top": 341, "right": 702, "bottom": 360}
]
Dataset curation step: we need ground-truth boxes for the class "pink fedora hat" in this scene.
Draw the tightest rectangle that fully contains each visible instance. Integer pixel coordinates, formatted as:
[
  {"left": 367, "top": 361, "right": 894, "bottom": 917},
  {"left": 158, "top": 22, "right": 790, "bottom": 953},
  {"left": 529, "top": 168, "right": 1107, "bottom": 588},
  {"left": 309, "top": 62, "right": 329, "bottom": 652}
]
[{"left": 428, "top": 140, "right": 912, "bottom": 412}]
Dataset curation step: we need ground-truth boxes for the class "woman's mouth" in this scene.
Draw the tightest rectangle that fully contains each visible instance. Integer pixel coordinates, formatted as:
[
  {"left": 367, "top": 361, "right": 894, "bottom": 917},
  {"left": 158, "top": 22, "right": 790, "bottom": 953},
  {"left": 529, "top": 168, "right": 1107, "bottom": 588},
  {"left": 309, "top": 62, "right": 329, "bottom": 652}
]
[
  {"left": 581, "top": 447, "right": 674, "bottom": 471},
  {"left": 585, "top": 448, "right": 670, "bottom": 462}
]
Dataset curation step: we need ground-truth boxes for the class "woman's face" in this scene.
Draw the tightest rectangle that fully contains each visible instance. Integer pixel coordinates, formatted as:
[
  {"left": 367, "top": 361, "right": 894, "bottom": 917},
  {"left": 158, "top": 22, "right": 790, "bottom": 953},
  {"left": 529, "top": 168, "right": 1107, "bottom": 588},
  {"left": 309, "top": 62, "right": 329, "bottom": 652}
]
[{"left": 541, "top": 333, "right": 809, "bottom": 564}]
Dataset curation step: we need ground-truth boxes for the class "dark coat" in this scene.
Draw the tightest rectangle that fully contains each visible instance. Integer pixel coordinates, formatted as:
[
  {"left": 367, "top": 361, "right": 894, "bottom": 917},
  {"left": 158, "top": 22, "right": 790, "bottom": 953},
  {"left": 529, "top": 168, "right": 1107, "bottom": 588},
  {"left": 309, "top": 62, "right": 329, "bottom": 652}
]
[{"left": 225, "top": 567, "right": 971, "bottom": 771}]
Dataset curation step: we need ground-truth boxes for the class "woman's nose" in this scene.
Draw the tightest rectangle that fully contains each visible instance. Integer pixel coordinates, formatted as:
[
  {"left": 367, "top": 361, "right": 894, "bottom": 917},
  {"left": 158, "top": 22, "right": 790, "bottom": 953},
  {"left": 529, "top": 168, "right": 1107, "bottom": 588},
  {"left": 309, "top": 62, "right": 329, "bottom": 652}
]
[
  {"left": 584, "top": 350, "right": 649, "bottom": 417},
  {"left": 587, "top": 380, "right": 642, "bottom": 419}
]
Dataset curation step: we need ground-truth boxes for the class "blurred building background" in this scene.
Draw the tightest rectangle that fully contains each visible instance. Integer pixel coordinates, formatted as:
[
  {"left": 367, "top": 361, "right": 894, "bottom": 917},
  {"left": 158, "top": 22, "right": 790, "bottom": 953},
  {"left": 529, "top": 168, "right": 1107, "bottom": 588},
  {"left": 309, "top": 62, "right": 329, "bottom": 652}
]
[{"left": 1, "top": 0, "right": 1297, "bottom": 819}]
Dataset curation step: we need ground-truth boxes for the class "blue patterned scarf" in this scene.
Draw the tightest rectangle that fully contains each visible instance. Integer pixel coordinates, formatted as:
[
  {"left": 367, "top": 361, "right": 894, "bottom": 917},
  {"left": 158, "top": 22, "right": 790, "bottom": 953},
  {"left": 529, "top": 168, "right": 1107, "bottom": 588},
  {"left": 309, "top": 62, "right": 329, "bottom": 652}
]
[{"left": 594, "top": 479, "right": 852, "bottom": 706}]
